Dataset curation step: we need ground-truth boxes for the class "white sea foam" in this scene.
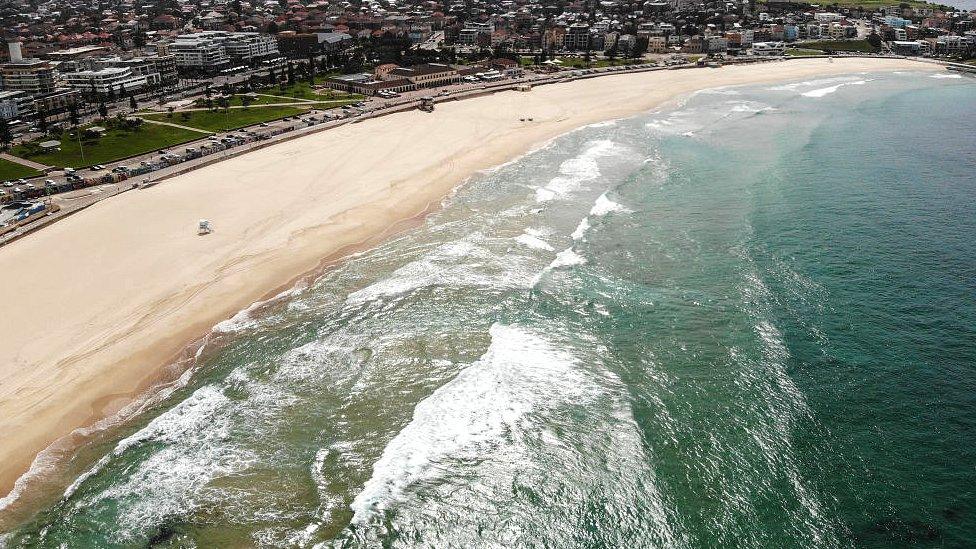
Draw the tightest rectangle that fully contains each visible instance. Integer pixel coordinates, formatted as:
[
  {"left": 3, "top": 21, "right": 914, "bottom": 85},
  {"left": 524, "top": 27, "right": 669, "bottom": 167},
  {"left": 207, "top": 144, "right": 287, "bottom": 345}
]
[
  {"left": 212, "top": 283, "right": 307, "bottom": 334},
  {"left": 533, "top": 139, "right": 615, "bottom": 203},
  {"left": 550, "top": 248, "right": 586, "bottom": 269},
  {"left": 571, "top": 217, "right": 590, "bottom": 241},
  {"left": 800, "top": 79, "right": 867, "bottom": 98},
  {"left": 67, "top": 384, "right": 258, "bottom": 539},
  {"left": 727, "top": 100, "right": 776, "bottom": 113},
  {"left": 590, "top": 193, "right": 630, "bottom": 216},
  {"left": 930, "top": 72, "right": 962, "bottom": 79},
  {"left": 344, "top": 324, "right": 684, "bottom": 546},
  {"left": 515, "top": 232, "right": 554, "bottom": 251},
  {"left": 534, "top": 187, "right": 557, "bottom": 202},
  {"left": 348, "top": 324, "right": 595, "bottom": 523},
  {"left": 769, "top": 76, "right": 856, "bottom": 92},
  {"left": 530, "top": 247, "right": 587, "bottom": 287},
  {"left": 698, "top": 86, "right": 742, "bottom": 96},
  {"left": 345, "top": 239, "right": 496, "bottom": 305},
  {"left": 733, "top": 270, "right": 842, "bottom": 545}
]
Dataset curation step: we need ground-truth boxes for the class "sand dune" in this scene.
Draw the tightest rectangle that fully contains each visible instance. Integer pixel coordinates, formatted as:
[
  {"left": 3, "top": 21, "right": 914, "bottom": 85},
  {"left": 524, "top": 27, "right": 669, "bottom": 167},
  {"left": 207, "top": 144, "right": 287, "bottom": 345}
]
[{"left": 0, "top": 57, "right": 936, "bottom": 508}]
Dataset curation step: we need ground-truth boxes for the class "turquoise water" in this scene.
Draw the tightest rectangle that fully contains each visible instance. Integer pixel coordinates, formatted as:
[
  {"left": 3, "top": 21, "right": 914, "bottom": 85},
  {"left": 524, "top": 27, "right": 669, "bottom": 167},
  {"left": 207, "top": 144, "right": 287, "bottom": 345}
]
[{"left": 2, "top": 71, "right": 975, "bottom": 548}]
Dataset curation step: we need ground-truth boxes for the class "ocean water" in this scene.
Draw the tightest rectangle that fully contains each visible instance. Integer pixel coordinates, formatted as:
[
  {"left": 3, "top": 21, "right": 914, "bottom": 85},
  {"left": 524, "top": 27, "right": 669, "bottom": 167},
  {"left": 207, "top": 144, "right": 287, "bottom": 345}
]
[
  {"left": 941, "top": 0, "right": 976, "bottom": 11},
  {"left": 2, "top": 70, "right": 975, "bottom": 548}
]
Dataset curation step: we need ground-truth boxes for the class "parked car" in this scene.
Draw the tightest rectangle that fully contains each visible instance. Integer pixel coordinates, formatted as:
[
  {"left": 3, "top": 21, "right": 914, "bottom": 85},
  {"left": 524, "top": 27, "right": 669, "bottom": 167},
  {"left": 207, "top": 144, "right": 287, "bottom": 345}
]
[{"left": 44, "top": 179, "right": 56, "bottom": 186}]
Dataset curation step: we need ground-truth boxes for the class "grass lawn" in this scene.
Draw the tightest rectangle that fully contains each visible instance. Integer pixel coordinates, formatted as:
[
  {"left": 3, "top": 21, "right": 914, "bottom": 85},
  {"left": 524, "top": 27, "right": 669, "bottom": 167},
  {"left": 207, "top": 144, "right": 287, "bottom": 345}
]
[
  {"left": 798, "top": 40, "right": 880, "bottom": 53},
  {"left": 194, "top": 94, "right": 295, "bottom": 108},
  {"left": 256, "top": 79, "right": 362, "bottom": 102},
  {"left": 11, "top": 124, "right": 203, "bottom": 168},
  {"left": 757, "top": 0, "right": 942, "bottom": 8},
  {"left": 0, "top": 158, "right": 43, "bottom": 180},
  {"left": 835, "top": 0, "right": 950, "bottom": 8},
  {"left": 787, "top": 48, "right": 827, "bottom": 56},
  {"left": 145, "top": 105, "right": 310, "bottom": 132},
  {"left": 563, "top": 57, "right": 630, "bottom": 68}
]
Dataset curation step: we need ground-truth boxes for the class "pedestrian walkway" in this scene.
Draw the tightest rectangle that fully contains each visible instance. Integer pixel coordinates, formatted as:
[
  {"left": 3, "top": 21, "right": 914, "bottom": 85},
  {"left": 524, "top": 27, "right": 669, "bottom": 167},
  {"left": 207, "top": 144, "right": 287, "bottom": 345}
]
[
  {"left": 0, "top": 152, "right": 51, "bottom": 171},
  {"left": 136, "top": 118, "right": 214, "bottom": 134}
]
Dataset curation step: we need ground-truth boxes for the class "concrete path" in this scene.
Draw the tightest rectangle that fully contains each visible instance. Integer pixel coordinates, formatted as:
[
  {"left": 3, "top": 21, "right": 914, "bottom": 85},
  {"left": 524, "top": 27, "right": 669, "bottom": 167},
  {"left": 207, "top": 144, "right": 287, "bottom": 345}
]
[
  {"left": 137, "top": 118, "right": 215, "bottom": 134},
  {"left": 0, "top": 153, "right": 51, "bottom": 171},
  {"left": 138, "top": 99, "right": 355, "bottom": 115}
]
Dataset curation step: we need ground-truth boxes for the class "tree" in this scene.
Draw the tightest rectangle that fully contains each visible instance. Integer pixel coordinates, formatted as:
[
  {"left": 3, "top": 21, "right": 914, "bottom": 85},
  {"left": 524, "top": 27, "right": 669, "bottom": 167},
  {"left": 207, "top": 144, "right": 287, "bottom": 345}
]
[
  {"left": 241, "top": 95, "right": 253, "bottom": 109},
  {"left": 267, "top": 21, "right": 279, "bottom": 34},
  {"left": 118, "top": 82, "right": 127, "bottom": 100},
  {"left": 217, "top": 96, "right": 230, "bottom": 111},
  {"left": 267, "top": 68, "right": 276, "bottom": 85},
  {"left": 67, "top": 101, "right": 80, "bottom": 126},
  {"left": 205, "top": 85, "right": 212, "bottom": 98},
  {"left": 633, "top": 36, "right": 649, "bottom": 60},
  {"left": 205, "top": 97, "right": 215, "bottom": 111},
  {"left": 0, "top": 119, "right": 11, "bottom": 150},
  {"left": 37, "top": 109, "right": 49, "bottom": 133},
  {"left": 129, "top": 94, "right": 138, "bottom": 110},
  {"left": 307, "top": 55, "right": 316, "bottom": 84},
  {"left": 606, "top": 40, "right": 619, "bottom": 63},
  {"left": 166, "top": 105, "right": 175, "bottom": 118},
  {"left": 107, "top": 85, "right": 116, "bottom": 102},
  {"left": 286, "top": 61, "right": 295, "bottom": 85},
  {"left": 867, "top": 32, "right": 882, "bottom": 49}
]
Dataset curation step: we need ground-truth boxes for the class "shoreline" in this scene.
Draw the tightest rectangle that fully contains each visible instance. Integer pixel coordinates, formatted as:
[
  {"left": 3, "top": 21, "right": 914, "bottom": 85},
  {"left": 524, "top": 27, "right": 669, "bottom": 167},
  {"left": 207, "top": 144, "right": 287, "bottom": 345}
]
[{"left": 0, "top": 57, "right": 942, "bottom": 528}]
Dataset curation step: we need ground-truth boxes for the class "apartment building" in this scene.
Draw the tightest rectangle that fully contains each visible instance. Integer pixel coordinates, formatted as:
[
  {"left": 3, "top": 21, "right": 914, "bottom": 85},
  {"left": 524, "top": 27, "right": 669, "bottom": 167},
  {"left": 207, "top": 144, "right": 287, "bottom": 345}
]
[
  {"left": 103, "top": 56, "right": 178, "bottom": 87},
  {"left": 62, "top": 66, "right": 149, "bottom": 94},
  {"left": 458, "top": 23, "right": 494, "bottom": 45},
  {"left": 0, "top": 90, "right": 32, "bottom": 120},
  {"left": 563, "top": 24, "right": 591, "bottom": 51},
  {"left": 163, "top": 35, "right": 231, "bottom": 70},
  {"left": 213, "top": 32, "right": 279, "bottom": 62},
  {"left": 1, "top": 42, "right": 56, "bottom": 96},
  {"left": 162, "top": 32, "right": 279, "bottom": 71}
]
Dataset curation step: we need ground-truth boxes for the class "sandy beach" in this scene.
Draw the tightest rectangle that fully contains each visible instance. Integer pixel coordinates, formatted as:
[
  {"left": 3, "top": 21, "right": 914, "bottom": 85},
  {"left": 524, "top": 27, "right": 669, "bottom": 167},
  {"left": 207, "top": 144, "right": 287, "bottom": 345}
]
[{"left": 0, "top": 57, "right": 938, "bottom": 511}]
